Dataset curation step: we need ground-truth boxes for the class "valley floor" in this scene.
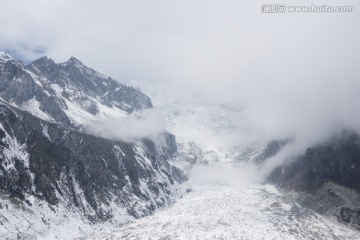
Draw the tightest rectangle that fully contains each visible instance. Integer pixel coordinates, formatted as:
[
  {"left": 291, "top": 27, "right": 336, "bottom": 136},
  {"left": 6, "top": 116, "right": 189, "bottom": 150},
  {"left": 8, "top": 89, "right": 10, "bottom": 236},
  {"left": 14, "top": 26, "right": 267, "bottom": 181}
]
[{"left": 84, "top": 181, "right": 359, "bottom": 240}]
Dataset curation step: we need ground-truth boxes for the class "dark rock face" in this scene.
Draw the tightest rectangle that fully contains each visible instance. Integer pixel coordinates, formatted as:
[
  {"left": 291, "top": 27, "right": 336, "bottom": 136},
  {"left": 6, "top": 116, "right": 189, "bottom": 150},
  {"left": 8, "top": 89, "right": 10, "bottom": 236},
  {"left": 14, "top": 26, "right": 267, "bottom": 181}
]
[
  {"left": 0, "top": 60, "right": 42, "bottom": 105},
  {"left": 339, "top": 207, "right": 360, "bottom": 227},
  {"left": 267, "top": 131, "right": 360, "bottom": 230},
  {"left": 268, "top": 131, "right": 360, "bottom": 192},
  {"left": 0, "top": 104, "right": 183, "bottom": 221},
  {"left": 254, "top": 140, "right": 287, "bottom": 164}
]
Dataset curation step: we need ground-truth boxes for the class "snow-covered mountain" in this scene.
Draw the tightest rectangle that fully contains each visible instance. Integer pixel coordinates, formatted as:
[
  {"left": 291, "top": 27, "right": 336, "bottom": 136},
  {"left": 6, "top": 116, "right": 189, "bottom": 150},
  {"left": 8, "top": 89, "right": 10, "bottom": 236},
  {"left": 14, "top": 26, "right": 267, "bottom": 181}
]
[
  {"left": 0, "top": 52, "right": 185, "bottom": 239},
  {"left": 1, "top": 52, "right": 360, "bottom": 239},
  {"left": 0, "top": 52, "right": 152, "bottom": 129}
]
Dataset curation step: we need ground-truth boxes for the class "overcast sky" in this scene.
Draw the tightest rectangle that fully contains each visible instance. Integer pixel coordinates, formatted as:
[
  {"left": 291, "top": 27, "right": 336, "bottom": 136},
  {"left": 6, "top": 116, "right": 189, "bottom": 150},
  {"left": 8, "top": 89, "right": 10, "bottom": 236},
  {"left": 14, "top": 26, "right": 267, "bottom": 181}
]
[{"left": 1, "top": 0, "right": 360, "bottom": 150}]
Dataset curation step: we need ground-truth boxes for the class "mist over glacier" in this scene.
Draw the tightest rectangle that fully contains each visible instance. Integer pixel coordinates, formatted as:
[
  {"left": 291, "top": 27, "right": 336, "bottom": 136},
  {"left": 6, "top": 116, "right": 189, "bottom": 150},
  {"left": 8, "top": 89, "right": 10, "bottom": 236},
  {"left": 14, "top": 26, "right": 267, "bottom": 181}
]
[{"left": 2, "top": 0, "right": 359, "bottom": 177}]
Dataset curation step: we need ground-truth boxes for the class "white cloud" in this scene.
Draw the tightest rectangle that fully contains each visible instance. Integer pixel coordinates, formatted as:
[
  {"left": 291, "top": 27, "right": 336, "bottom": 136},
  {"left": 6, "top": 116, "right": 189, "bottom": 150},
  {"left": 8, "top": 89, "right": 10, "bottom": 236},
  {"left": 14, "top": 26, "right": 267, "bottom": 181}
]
[
  {"left": 1, "top": 0, "right": 360, "bottom": 172},
  {"left": 86, "top": 110, "right": 165, "bottom": 142}
]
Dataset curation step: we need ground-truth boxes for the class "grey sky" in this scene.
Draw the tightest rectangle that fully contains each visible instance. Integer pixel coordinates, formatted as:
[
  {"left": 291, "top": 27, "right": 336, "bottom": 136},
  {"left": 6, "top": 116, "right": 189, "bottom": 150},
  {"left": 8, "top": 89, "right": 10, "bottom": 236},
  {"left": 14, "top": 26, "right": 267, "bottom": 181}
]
[{"left": 1, "top": 0, "right": 360, "bottom": 150}]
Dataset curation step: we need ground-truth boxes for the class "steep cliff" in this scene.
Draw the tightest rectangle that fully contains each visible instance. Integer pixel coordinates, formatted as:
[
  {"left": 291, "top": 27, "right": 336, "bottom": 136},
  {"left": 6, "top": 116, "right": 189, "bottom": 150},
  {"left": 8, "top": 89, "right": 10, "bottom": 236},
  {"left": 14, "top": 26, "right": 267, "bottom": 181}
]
[{"left": 267, "top": 131, "right": 360, "bottom": 230}]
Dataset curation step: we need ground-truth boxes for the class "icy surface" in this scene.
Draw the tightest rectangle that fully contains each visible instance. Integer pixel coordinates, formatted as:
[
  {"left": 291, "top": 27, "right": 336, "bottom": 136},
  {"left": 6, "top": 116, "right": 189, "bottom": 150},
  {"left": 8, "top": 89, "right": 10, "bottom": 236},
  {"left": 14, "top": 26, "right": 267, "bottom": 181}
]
[{"left": 88, "top": 180, "right": 360, "bottom": 240}]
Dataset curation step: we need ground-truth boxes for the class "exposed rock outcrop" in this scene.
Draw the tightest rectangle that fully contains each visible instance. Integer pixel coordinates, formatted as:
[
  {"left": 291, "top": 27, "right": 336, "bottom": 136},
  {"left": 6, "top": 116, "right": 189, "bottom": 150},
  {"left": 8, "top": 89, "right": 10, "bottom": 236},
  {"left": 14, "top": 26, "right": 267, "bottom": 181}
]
[{"left": 267, "top": 131, "right": 360, "bottom": 230}]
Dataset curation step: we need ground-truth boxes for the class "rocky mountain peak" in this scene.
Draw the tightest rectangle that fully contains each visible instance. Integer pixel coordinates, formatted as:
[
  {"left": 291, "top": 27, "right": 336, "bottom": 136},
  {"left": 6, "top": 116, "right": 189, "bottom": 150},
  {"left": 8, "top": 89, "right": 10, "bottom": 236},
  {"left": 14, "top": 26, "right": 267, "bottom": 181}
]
[
  {"left": 12, "top": 54, "right": 153, "bottom": 125},
  {"left": 32, "top": 55, "right": 55, "bottom": 65},
  {"left": 30, "top": 56, "right": 57, "bottom": 76},
  {"left": 66, "top": 56, "right": 83, "bottom": 66}
]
